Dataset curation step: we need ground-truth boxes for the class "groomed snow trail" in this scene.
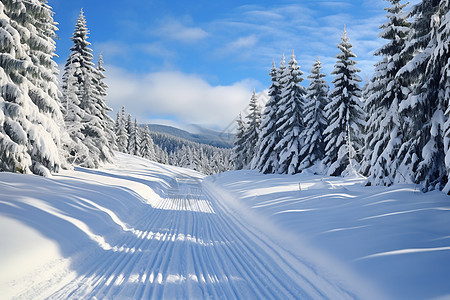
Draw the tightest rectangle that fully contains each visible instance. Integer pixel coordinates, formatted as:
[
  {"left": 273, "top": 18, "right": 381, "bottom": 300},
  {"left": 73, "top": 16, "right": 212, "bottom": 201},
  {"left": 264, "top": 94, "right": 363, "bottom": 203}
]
[{"left": 47, "top": 165, "right": 356, "bottom": 299}]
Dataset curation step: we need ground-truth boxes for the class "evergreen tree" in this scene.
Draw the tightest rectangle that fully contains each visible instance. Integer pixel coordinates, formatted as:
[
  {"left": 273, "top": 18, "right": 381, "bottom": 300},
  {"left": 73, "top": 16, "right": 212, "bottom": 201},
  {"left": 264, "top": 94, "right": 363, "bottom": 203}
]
[
  {"left": 93, "top": 53, "right": 116, "bottom": 151},
  {"left": 141, "top": 124, "right": 156, "bottom": 160},
  {"left": 155, "top": 145, "right": 168, "bottom": 164},
  {"left": 233, "top": 114, "right": 247, "bottom": 170},
  {"left": 362, "top": 0, "right": 411, "bottom": 186},
  {"left": 115, "top": 106, "right": 128, "bottom": 152},
  {"left": 242, "top": 90, "right": 261, "bottom": 169},
  {"left": 274, "top": 51, "right": 306, "bottom": 174},
  {"left": 62, "top": 10, "right": 112, "bottom": 168},
  {"left": 254, "top": 60, "right": 282, "bottom": 173},
  {"left": 396, "top": 0, "right": 447, "bottom": 191},
  {"left": 0, "top": 0, "right": 63, "bottom": 176},
  {"left": 126, "top": 113, "right": 133, "bottom": 153},
  {"left": 114, "top": 111, "right": 121, "bottom": 145},
  {"left": 323, "top": 28, "right": 365, "bottom": 176},
  {"left": 442, "top": 0, "right": 450, "bottom": 193},
  {"left": 0, "top": 1, "right": 32, "bottom": 174},
  {"left": 128, "top": 118, "right": 141, "bottom": 156},
  {"left": 301, "top": 57, "right": 329, "bottom": 169},
  {"left": 61, "top": 62, "right": 91, "bottom": 166}
]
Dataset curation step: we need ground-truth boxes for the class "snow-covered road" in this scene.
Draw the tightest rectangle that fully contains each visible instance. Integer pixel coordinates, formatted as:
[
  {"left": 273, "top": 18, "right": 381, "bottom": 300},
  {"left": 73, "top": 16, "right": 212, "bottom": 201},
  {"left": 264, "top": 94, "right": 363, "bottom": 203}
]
[
  {"left": 50, "top": 169, "right": 354, "bottom": 299},
  {"left": 1, "top": 153, "right": 363, "bottom": 299}
]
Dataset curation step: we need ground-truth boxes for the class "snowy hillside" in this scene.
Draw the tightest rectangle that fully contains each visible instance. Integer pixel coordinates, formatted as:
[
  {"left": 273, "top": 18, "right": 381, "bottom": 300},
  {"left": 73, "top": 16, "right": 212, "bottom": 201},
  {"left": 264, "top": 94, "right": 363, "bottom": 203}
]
[
  {"left": 1, "top": 153, "right": 449, "bottom": 299},
  {"left": 148, "top": 124, "right": 234, "bottom": 149}
]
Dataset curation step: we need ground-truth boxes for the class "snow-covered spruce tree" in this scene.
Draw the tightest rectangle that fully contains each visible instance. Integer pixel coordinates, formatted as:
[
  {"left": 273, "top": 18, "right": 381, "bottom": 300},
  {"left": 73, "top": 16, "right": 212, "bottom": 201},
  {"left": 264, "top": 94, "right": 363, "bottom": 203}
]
[
  {"left": 242, "top": 89, "right": 261, "bottom": 169},
  {"left": 155, "top": 144, "right": 168, "bottom": 164},
  {"left": 0, "top": 1, "right": 31, "bottom": 174},
  {"left": 233, "top": 114, "right": 248, "bottom": 170},
  {"left": 323, "top": 28, "right": 365, "bottom": 176},
  {"left": 115, "top": 106, "right": 128, "bottom": 152},
  {"left": 362, "top": 0, "right": 411, "bottom": 186},
  {"left": 416, "top": 0, "right": 449, "bottom": 191},
  {"left": 61, "top": 61, "right": 91, "bottom": 166},
  {"left": 0, "top": 0, "right": 63, "bottom": 176},
  {"left": 177, "top": 144, "right": 190, "bottom": 168},
  {"left": 442, "top": 0, "right": 450, "bottom": 193},
  {"left": 274, "top": 51, "right": 307, "bottom": 175},
  {"left": 141, "top": 124, "right": 156, "bottom": 161},
  {"left": 253, "top": 60, "right": 282, "bottom": 173},
  {"left": 300, "top": 57, "right": 329, "bottom": 169},
  {"left": 396, "top": 0, "right": 447, "bottom": 191},
  {"left": 128, "top": 118, "right": 141, "bottom": 156},
  {"left": 62, "top": 10, "right": 112, "bottom": 168},
  {"left": 93, "top": 53, "right": 116, "bottom": 151},
  {"left": 126, "top": 113, "right": 133, "bottom": 153}
]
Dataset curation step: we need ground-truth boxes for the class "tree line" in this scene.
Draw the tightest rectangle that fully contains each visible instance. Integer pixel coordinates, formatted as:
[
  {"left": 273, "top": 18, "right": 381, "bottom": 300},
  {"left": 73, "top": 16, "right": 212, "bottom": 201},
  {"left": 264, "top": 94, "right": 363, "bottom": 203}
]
[
  {"left": 234, "top": 0, "right": 450, "bottom": 193},
  {"left": 0, "top": 2, "right": 232, "bottom": 176}
]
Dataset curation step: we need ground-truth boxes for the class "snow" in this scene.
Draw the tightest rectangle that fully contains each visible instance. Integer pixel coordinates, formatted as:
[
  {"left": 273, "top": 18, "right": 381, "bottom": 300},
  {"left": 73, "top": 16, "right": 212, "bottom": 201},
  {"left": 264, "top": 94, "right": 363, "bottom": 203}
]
[
  {"left": 209, "top": 170, "right": 450, "bottom": 300},
  {"left": 1, "top": 152, "right": 449, "bottom": 299}
]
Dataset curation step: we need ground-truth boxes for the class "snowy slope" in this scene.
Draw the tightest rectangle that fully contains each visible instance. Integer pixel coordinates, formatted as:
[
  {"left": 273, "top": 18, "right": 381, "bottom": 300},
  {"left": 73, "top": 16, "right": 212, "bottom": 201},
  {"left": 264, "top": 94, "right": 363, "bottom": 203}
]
[
  {"left": 1, "top": 153, "right": 363, "bottom": 299},
  {"left": 1, "top": 153, "right": 449, "bottom": 299},
  {"left": 208, "top": 170, "right": 450, "bottom": 300},
  {"left": 148, "top": 124, "right": 233, "bottom": 148}
]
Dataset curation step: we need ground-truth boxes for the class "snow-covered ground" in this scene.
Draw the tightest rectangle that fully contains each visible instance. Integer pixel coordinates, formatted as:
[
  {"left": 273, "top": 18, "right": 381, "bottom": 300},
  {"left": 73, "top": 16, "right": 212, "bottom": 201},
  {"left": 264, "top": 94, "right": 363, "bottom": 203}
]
[
  {"left": 1, "top": 153, "right": 449, "bottom": 299},
  {"left": 208, "top": 170, "right": 450, "bottom": 300}
]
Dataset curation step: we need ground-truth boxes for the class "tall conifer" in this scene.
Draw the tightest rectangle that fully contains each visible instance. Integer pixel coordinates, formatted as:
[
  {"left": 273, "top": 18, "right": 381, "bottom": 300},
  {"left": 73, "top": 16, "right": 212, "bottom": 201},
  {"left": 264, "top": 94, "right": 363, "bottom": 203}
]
[
  {"left": 362, "top": 0, "right": 411, "bottom": 186},
  {"left": 301, "top": 57, "right": 329, "bottom": 169},
  {"left": 323, "top": 28, "right": 365, "bottom": 176},
  {"left": 274, "top": 51, "right": 306, "bottom": 174}
]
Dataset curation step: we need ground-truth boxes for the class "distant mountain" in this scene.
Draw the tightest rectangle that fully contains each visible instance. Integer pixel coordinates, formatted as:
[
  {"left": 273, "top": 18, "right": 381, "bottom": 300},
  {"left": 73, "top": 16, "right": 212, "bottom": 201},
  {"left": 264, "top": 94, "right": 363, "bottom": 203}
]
[{"left": 147, "top": 124, "right": 234, "bottom": 149}]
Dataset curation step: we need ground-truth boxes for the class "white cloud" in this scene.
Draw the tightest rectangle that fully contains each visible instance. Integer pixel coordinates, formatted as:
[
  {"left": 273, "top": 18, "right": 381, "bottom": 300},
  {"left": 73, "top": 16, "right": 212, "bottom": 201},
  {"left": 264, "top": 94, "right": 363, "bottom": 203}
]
[
  {"left": 229, "top": 35, "right": 259, "bottom": 49},
  {"left": 218, "top": 34, "right": 259, "bottom": 58},
  {"left": 104, "top": 65, "right": 259, "bottom": 129},
  {"left": 206, "top": 2, "right": 393, "bottom": 84},
  {"left": 152, "top": 19, "right": 209, "bottom": 43}
]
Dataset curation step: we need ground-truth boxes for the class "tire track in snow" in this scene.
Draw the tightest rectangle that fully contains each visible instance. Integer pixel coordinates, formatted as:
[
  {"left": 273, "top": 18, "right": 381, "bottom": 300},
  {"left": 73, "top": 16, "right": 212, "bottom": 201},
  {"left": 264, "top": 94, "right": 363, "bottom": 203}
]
[
  {"left": 203, "top": 182, "right": 357, "bottom": 300},
  {"left": 50, "top": 168, "right": 355, "bottom": 299}
]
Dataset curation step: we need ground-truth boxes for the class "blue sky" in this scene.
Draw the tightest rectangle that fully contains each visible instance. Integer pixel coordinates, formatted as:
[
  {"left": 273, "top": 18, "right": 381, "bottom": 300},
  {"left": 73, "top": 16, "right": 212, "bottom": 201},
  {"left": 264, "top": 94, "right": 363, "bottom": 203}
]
[{"left": 50, "top": 0, "right": 418, "bottom": 130}]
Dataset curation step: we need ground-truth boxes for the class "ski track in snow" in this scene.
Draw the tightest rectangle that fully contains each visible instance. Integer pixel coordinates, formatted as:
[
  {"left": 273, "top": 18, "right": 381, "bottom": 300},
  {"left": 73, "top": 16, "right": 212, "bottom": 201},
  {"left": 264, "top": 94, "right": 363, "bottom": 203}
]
[{"left": 11, "top": 159, "right": 356, "bottom": 299}]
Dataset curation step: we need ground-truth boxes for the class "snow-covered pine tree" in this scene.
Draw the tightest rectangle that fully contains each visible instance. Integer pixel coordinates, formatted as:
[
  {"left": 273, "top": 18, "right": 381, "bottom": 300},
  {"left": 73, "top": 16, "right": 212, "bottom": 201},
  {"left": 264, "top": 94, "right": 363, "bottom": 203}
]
[
  {"left": 233, "top": 114, "right": 247, "bottom": 170},
  {"left": 362, "top": 0, "right": 411, "bottom": 186},
  {"left": 274, "top": 50, "right": 306, "bottom": 175},
  {"left": 396, "top": 0, "right": 447, "bottom": 191},
  {"left": 242, "top": 89, "right": 261, "bottom": 169},
  {"left": 177, "top": 144, "right": 191, "bottom": 168},
  {"left": 301, "top": 57, "right": 329, "bottom": 169},
  {"left": 126, "top": 113, "right": 133, "bottom": 154},
  {"left": 141, "top": 124, "right": 156, "bottom": 161},
  {"left": 323, "top": 28, "right": 365, "bottom": 176},
  {"left": 0, "top": 1, "right": 32, "bottom": 174},
  {"left": 128, "top": 118, "right": 141, "bottom": 156},
  {"left": 115, "top": 106, "right": 128, "bottom": 152},
  {"left": 62, "top": 10, "right": 112, "bottom": 168},
  {"left": 61, "top": 61, "right": 91, "bottom": 166},
  {"left": 0, "top": 0, "right": 63, "bottom": 176},
  {"left": 25, "top": 0, "right": 67, "bottom": 174},
  {"left": 417, "top": 0, "right": 449, "bottom": 191},
  {"left": 442, "top": 0, "right": 450, "bottom": 193},
  {"left": 115, "top": 111, "right": 121, "bottom": 144},
  {"left": 93, "top": 53, "right": 116, "bottom": 151},
  {"left": 253, "top": 60, "right": 282, "bottom": 173},
  {"left": 168, "top": 151, "right": 177, "bottom": 165},
  {"left": 155, "top": 145, "right": 168, "bottom": 164}
]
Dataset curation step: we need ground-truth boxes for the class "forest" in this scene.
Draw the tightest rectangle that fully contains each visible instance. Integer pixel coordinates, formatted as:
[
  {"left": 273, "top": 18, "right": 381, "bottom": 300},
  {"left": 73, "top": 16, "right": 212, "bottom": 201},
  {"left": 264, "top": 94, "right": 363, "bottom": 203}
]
[
  {"left": 0, "top": 0, "right": 449, "bottom": 193},
  {"left": 234, "top": 0, "right": 450, "bottom": 193}
]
